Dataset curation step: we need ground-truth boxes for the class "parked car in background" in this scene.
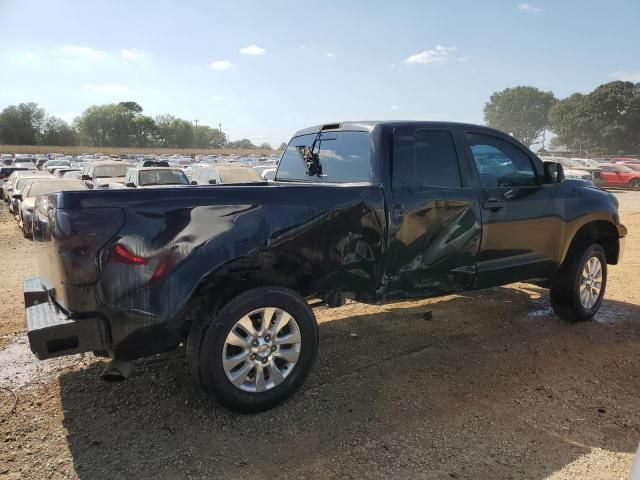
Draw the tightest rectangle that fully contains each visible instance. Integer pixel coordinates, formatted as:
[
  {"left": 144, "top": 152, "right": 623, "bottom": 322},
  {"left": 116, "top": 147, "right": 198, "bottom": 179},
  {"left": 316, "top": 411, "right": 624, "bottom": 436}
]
[
  {"left": 53, "top": 168, "right": 82, "bottom": 178},
  {"left": 16, "top": 179, "right": 87, "bottom": 238},
  {"left": 13, "top": 161, "right": 37, "bottom": 170},
  {"left": 62, "top": 171, "right": 82, "bottom": 180},
  {"left": 610, "top": 157, "right": 640, "bottom": 164},
  {"left": 82, "top": 160, "right": 133, "bottom": 189},
  {"left": 10, "top": 175, "right": 57, "bottom": 216},
  {"left": 138, "top": 159, "right": 170, "bottom": 168},
  {"left": 3, "top": 171, "right": 51, "bottom": 204},
  {"left": 44, "top": 159, "right": 72, "bottom": 174},
  {"left": 261, "top": 168, "right": 277, "bottom": 181},
  {"left": 190, "top": 165, "right": 264, "bottom": 185},
  {"left": 124, "top": 167, "right": 190, "bottom": 188},
  {"left": 0, "top": 166, "right": 33, "bottom": 186},
  {"left": 597, "top": 163, "right": 640, "bottom": 190}
]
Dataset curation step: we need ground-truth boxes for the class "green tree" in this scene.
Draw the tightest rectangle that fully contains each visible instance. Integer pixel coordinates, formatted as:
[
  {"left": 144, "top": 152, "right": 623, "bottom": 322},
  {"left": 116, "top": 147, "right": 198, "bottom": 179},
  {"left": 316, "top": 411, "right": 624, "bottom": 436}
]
[
  {"left": 154, "top": 114, "right": 194, "bottom": 148},
  {"left": 484, "top": 86, "right": 557, "bottom": 146},
  {"left": 129, "top": 115, "right": 158, "bottom": 147},
  {"left": 193, "top": 125, "right": 227, "bottom": 148},
  {"left": 549, "top": 81, "right": 640, "bottom": 153},
  {"left": 227, "top": 138, "right": 256, "bottom": 149},
  {"left": 258, "top": 142, "right": 273, "bottom": 150},
  {"left": 41, "top": 116, "right": 77, "bottom": 145},
  {"left": 0, "top": 102, "right": 46, "bottom": 144},
  {"left": 277, "top": 142, "right": 287, "bottom": 151},
  {"left": 75, "top": 103, "right": 130, "bottom": 146}
]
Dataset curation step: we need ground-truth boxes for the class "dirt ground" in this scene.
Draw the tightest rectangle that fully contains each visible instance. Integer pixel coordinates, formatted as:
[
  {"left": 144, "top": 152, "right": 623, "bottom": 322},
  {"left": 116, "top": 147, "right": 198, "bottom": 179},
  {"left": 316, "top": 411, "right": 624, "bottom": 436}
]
[{"left": 1, "top": 191, "right": 640, "bottom": 479}]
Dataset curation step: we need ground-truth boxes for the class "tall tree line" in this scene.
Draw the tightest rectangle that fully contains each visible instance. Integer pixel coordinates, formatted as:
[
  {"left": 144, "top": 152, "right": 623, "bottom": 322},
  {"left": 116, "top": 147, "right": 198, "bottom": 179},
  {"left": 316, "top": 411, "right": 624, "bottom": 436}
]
[
  {"left": 0, "top": 101, "right": 272, "bottom": 150},
  {"left": 483, "top": 80, "right": 640, "bottom": 154}
]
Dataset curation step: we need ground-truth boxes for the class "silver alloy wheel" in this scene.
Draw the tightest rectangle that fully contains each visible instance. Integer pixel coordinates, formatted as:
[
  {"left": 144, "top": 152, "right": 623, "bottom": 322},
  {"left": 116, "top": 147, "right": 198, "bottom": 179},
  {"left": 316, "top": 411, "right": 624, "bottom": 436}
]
[
  {"left": 222, "top": 307, "right": 302, "bottom": 393},
  {"left": 579, "top": 256, "right": 603, "bottom": 309}
]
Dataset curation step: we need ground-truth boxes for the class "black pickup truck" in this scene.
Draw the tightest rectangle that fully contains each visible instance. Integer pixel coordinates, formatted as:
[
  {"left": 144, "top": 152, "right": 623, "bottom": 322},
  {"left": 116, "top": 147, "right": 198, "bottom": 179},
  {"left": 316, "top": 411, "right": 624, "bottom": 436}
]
[{"left": 25, "top": 121, "right": 626, "bottom": 411}]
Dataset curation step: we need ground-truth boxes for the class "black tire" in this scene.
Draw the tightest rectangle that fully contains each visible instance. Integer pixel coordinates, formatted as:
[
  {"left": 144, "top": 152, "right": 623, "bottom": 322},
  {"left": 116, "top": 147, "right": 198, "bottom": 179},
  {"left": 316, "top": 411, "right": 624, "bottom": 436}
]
[
  {"left": 630, "top": 179, "right": 640, "bottom": 191},
  {"left": 550, "top": 243, "right": 607, "bottom": 321},
  {"left": 188, "top": 287, "right": 319, "bottom": 412}
]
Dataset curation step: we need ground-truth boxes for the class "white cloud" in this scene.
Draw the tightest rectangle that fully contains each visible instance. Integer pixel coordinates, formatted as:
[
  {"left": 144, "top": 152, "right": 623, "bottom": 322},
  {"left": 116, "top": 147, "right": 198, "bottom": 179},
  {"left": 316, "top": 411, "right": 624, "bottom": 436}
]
[
  {"left": 121, "top": 48, "right": 145, "bottom": 62},
  {"left": 210, "top": 95, "right": 225, "bottom": 103},
  {"left": 405, "top": 45, "right": 456, "bottom": 65},
  {"left": 299, "top": 44, "right": 306, "bottom": 49},
  {"left": 390, "top": 105, "right": 399, "bottom": 110},
  {"left": 83, "top": 84, "right": 134, "bottom": 94},
  {"left": 610, "top": 71, "right": 640, "bottom": 82},
  {"left": 240, "top": 45, "right": 266, "bottom": 56},
  {"left": 56, "top": 45, "right": 108, "bottom": 61},
  {"left": 390, "top": 63, "right": 397, "bottom": 68},
  {"left": 326, "top": 52, "right": 335, "bottom": 58},
  {"left": 517, "top": 3, "right": 542, "bottom": 13},
  {"left": 458, "top": 56, "right": 471, "bottom": 62},
  {"left": 210, "top": 60, "right": 233, "bottom": 71}
]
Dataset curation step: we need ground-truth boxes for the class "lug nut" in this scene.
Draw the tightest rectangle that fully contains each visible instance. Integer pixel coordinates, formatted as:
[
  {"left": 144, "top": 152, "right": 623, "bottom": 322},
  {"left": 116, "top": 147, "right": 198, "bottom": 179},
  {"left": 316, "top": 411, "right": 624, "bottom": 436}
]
[
  {"left": 251, "top": 340, "right": 259, "bottom": 347},
  {"left": 264, "top": 335, "right": 271, "bottom": 342},
  {"left": 250, "top": 354, "right": 256, "bottom": 360},
  {"left": 271, "top": 345, "right": 277, "bottom": 352},
  {"left": 261, "top": 357, "right": 268, "bottom": 364}
]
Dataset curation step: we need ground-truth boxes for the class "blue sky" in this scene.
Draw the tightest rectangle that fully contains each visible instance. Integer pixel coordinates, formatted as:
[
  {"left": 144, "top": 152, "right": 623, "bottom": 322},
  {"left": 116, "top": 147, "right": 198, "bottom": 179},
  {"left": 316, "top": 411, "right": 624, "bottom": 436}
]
[{"left": 1, "top": 0, "right": 639, "bottom": 146}]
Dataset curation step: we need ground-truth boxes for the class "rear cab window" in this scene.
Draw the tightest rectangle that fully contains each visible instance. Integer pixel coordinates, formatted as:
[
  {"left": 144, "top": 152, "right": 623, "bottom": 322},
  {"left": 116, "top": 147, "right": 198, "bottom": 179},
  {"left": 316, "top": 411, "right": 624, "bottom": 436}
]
[
  {"left": 393, "top": 128, "right": 462, "bottom": 190},
  {"left": 276, "top": 131, "right": 372, "bottom": 183}
]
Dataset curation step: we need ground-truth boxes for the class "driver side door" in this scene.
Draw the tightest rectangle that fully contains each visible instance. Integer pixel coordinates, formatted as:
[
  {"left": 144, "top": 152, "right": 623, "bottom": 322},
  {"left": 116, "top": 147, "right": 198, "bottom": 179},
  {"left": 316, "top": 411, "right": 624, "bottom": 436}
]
[{"left": 463, "top": 130, "right": 564, "bottom": 287}]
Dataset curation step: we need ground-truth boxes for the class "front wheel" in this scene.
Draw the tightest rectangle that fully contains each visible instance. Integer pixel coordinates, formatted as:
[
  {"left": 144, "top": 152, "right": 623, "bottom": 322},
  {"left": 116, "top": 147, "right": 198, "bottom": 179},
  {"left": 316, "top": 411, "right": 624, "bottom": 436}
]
[
  {"left": 550, "top": 244, "right": 607, "bottom": 321},
  {"left": 188, "top": 287, "right": 319, "bottom": 412},
  {"left": 630, "top": 179, "right": 640, "bottom": 191}
]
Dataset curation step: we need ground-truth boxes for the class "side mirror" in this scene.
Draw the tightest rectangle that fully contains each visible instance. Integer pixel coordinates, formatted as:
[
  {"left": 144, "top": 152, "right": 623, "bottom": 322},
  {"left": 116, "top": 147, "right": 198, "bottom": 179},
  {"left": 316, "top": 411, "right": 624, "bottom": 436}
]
[
  {"left": 208, "top": 179, "right": 217, "bottom": 185},
  {"left": 190, "top": 180, "right": 197, "bottom": 185},
  {"left": 126, "top": 182, "right": 136, "bottom": 188},
  {"left": 543, "top": 161, "right": 565, "bottom": 183},
  {"left": 82, "top": 174, "right": 91, "bottom": 181}
]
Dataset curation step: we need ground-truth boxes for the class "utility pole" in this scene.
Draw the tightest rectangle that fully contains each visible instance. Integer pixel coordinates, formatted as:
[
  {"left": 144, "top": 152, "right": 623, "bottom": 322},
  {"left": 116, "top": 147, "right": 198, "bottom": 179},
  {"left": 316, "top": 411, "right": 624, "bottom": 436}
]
[{"left": 193, "top": 119, "right": 199, "bottom": 129}]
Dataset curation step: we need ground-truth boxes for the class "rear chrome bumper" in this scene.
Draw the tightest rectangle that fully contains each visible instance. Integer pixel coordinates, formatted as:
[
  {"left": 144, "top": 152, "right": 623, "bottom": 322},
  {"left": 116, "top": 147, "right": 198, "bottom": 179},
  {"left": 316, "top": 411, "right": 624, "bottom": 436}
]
[{"left": 24, "top": 277, "right": 108, "bottom": 360}]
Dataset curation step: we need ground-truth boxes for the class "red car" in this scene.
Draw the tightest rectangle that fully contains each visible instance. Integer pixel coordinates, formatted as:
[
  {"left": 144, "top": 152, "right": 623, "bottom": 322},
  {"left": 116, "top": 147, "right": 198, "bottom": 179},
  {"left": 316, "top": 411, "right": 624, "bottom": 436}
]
[
  {"left": 610, "top": 157, "right": 640, "bottom": 164},
  {"left": 597, "top": 164, "right": 640, "bottom": 190}
]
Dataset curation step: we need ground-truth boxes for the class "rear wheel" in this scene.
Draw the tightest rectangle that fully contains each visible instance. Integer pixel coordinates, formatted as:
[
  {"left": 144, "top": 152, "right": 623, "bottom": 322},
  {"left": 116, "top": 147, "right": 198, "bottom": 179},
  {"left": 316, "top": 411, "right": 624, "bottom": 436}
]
[
  {"left": 630, "top": 179, "right": 640, "bottom": 191},
  {"left": 188, "top": 287, "right": 318, "bottom": 412},
  {"left": 550, "top": 244, "right": 607, "bottom": 321}
]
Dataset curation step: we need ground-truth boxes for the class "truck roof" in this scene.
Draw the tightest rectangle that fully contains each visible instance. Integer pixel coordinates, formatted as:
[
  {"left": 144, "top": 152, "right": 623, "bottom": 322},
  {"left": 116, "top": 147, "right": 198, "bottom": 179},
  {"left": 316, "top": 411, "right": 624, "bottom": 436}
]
[{"left": 292, "top": 120, "right": 507, "bottom": 138}]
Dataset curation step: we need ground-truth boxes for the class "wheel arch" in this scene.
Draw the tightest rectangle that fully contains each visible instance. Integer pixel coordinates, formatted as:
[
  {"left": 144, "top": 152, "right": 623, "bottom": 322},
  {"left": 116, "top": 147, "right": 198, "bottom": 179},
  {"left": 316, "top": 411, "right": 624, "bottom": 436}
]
[
  {"left": 562, "top": 219, "right": 622, "bottom": 266},
  {"left": 178, "top": 251, "right": 316, "bottom": 337}
]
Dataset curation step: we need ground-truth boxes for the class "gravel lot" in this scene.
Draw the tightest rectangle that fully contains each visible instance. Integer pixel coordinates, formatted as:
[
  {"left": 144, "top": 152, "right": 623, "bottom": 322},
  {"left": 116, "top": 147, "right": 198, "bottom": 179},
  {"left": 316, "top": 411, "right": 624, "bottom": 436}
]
[{"left": 1, "top": 191, "right": 640, "bottom": 479}]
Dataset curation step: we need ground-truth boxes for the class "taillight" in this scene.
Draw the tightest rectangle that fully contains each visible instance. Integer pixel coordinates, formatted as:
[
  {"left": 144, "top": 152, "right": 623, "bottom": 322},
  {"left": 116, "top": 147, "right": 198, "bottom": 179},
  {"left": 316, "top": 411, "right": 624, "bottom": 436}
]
[{"left": 110, "top": 244, "right": 149, "bottom": 265}]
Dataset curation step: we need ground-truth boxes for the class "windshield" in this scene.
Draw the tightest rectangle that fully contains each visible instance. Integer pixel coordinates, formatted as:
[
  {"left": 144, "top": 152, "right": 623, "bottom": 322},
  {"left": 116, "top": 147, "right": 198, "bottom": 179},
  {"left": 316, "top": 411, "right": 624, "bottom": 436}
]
[
  {"left": 276, "top": 131, "right": 371, "bottom": 183},
  {"left": 94, "top": 165, "right": 129, "bottom": 178},
  {"left": 139, "top": 169, "right": 189, "bottom": 186},
  {"left": 47, "top": 160, "right": 70, "bottom": 166},
  {"left": 25, "top": 181, "right": 85, "bottom": 197},
  {"left": 218, "top": 168, "right": 263, "bottom": 184},
  {"left": 616, "top": 165, "right": 633, "bottom": 173}
]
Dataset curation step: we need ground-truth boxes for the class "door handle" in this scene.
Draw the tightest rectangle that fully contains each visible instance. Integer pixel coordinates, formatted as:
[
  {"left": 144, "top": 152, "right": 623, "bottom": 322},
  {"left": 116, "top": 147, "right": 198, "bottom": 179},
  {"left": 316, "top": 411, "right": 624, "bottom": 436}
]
[
  {"left": 391, "top": 203, "right": 405, "bottom": 225},
  {"left": 482, "top": 198, "right": 506, "bottom": 210}
]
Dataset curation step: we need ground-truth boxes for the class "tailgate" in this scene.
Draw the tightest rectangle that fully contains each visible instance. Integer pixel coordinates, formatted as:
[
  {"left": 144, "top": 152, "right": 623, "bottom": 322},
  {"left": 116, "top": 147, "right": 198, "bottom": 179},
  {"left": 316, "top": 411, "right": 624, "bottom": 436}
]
[{"left": 33, "top": 192, "right": 124, "bottom": 313}]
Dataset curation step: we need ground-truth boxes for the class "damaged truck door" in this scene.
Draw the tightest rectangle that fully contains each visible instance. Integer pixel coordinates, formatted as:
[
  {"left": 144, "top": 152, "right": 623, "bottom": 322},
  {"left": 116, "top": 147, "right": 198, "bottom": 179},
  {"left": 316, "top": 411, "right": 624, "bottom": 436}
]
[{"left": 383, "top": 127, "right": 481, "bottom": 298}]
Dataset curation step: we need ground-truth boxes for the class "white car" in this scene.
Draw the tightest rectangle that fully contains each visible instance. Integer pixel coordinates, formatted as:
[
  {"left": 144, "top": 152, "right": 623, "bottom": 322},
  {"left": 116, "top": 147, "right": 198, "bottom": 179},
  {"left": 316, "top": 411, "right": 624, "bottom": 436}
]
[{"left": 17, "top": 179, "right": 87, "bottom": 238}]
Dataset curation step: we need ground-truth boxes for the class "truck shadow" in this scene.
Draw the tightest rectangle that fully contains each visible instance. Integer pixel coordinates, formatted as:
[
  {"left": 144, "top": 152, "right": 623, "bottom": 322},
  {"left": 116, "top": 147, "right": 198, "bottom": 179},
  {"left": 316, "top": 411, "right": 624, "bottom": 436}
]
[{"left": 58, "top": 285, "right": 640, "bottom": 479}]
